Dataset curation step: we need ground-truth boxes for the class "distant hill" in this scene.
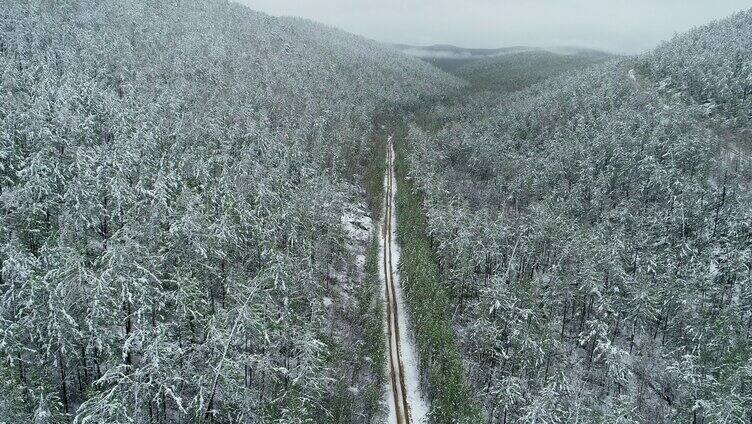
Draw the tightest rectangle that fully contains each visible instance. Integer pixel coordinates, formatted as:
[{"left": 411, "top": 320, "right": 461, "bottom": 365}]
[
  {"left": 392, "top": 43, "right": 535, "bottom": 73},
  {"left": 455, "top": 50, "right": 613, "bottom": 93},
  {"left": 393, "top": 43, "right": 610, "bottom": 76}
]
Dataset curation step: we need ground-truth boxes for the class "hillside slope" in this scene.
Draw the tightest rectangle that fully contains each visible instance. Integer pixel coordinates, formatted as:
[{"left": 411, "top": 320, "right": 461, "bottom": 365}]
[
  {"left": 0, "top": 0, "right": 459, "bottom": 422},
  {"left": 406, "top": 9, "right": 752, "bottom": 423}
]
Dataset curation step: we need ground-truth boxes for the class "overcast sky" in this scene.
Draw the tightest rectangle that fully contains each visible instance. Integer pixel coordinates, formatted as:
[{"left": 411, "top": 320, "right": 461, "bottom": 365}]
[{"left": 239, "top": 0, "right": 750, "bottom": 54}]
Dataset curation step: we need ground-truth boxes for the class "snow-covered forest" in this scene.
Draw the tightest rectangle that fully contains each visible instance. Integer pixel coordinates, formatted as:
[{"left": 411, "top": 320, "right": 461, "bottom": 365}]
[
  {"left": 0, "top": 0, "right": 458, "bottom": 422},
  {"left": 405, "top": 9, "right": 752, "bottom": 423},
  {"left": 3, "top": 0, "right": 752, "bottom": 423}
]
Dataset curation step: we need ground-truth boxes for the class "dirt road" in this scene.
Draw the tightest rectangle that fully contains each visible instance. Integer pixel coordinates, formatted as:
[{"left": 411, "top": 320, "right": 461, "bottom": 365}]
[{"left": 382, "top": 135, "right": 412, "bottom": 424}]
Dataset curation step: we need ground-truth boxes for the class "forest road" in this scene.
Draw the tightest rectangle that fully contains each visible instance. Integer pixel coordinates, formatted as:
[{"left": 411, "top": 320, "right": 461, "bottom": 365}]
[{"left": 383, "top": 136, "right": 412, "bottom": 424}]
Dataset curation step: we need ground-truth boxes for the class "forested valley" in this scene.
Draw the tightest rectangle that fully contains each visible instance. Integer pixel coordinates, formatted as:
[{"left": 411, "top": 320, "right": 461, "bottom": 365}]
[{"left": 1, "top": 1, "right": 751, "bottom": 423}]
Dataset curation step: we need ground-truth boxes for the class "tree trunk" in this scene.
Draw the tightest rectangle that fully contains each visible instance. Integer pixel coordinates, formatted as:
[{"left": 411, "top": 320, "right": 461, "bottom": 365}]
[{"left": 58, "top": 350, "right": 69, "bottom": 414}]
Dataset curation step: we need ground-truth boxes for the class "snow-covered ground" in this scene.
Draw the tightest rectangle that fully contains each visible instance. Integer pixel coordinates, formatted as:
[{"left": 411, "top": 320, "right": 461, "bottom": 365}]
[{"left": 342, "top": 202, "right": 373, "bottom": 271}]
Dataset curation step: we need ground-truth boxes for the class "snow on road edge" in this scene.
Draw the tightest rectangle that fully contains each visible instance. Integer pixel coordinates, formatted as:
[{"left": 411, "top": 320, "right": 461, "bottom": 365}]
[{"left": 380, "top": 139, "right": 429, "bottom": 423}]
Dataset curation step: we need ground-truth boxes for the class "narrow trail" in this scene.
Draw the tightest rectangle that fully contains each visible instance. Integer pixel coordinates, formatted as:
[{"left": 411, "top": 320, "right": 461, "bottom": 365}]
[{"left": 381, "top": 135, "right": 428, "bottom": 424}]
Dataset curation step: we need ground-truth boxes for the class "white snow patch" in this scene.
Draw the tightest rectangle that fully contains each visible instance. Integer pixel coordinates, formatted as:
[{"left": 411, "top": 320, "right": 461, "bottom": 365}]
[
  {"left": 342, "top": 204, "right": 373, "bottom": 244},
  {"left": 657, "top": 77, "right": 672, "bottom": 91},
  {"left": 329, "top": 269, "right": 349, "bottom": 284},
  {"left": 333, "top": 199, "right": 373, "bottom": 286}
]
